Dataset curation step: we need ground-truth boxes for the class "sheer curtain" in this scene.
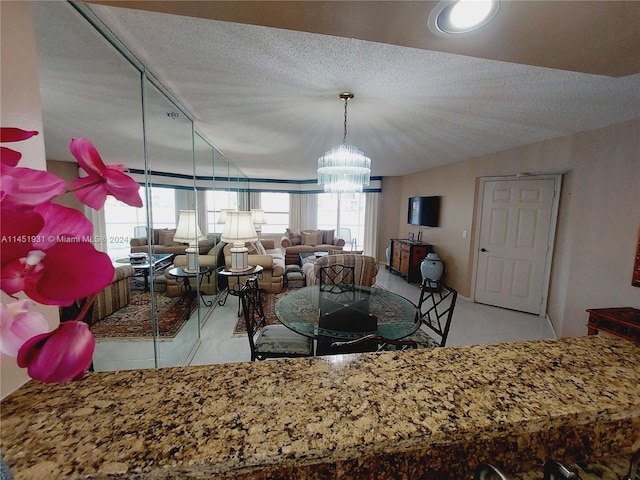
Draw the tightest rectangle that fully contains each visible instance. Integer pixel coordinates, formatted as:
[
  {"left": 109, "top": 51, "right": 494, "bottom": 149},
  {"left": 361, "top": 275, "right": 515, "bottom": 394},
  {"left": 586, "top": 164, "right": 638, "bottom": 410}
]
[
  {"left": 249, "top": 192, "right": 261, "bottom": 210},
  {"left": 363, "top": 193, "right": 379, "bottom": 259},
  {"left": 289, "top": 194, "right": 317, "bottom": 230}
]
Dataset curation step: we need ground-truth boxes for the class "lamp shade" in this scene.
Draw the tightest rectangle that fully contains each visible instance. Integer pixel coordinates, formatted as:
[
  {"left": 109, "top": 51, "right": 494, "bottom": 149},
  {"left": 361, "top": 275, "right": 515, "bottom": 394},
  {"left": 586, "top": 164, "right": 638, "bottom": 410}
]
[
  {"left": 250, "top": 209, "right": 267, "bottom": 226},
  {"left": 173, "top": 210, "right": 206, "bottom": 244},
  {"left": 220, "top": 211, "right": 258, "bottom": 244},
  {"left": 217, "top": 208, "right": 235, "bottom": 225}
]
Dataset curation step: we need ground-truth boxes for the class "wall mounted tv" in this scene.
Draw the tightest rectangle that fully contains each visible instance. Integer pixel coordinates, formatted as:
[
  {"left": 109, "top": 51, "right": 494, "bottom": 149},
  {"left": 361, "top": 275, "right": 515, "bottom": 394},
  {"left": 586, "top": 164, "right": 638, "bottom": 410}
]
[{"left": 408, "top": 196, "right": 441, "bottom": 227}]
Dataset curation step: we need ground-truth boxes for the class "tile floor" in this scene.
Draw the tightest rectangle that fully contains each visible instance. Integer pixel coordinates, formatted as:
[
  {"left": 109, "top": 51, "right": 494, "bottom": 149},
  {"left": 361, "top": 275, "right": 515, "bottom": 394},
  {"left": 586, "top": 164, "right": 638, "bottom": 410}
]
[
  {"left": 93, "top": 265, "right": 556, "bottom": 371},
  {"left": 189, "top": 265, "right": 557, "bottom": 366}
]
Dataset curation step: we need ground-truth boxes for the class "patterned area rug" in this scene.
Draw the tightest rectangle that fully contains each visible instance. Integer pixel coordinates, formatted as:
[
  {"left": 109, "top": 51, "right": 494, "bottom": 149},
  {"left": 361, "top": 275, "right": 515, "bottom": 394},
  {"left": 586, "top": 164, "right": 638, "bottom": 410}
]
[
  {"left": 232, "top": 291, "right": 284, "bottom": 337},
  {"left": 91, "top": 292, "right": 195, "bottom": 340}
]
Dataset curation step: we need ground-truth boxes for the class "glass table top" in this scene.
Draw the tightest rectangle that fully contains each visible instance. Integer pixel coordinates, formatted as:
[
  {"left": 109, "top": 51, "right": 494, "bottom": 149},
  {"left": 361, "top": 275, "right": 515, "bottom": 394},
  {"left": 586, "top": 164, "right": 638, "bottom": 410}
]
[{"left": 275, "top": 285, "right": 420, "bottom": 342}]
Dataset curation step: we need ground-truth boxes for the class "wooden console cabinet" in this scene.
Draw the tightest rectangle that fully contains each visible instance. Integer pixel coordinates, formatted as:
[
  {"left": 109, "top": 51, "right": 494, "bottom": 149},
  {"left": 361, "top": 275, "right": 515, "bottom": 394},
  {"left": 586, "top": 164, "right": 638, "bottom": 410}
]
[
  {"left": 586, "top": 307, "right": 640, "bottom": 345},
  {"left": 389, "top": 239, "right": 434, "bottom": 284}
]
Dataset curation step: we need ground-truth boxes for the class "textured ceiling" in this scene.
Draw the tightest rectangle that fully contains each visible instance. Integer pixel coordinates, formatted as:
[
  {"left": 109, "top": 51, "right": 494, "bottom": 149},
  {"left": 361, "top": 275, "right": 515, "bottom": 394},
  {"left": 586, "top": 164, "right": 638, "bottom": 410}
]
[{"left": 35, "top": 1, "right": 640, "bottom": 181}]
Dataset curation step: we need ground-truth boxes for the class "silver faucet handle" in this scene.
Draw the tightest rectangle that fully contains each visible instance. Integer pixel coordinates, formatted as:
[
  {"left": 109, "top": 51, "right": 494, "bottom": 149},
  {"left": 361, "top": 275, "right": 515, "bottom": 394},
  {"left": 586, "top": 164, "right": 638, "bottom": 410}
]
[
  {"left": 473, "top": 463, "right": 512, "bottom": 480},
  {"left": 543, "top": 460, "right": 581, "bottom": 479},
  {"left": 621, "top": 449, "right": 640, "bottom": 480}
]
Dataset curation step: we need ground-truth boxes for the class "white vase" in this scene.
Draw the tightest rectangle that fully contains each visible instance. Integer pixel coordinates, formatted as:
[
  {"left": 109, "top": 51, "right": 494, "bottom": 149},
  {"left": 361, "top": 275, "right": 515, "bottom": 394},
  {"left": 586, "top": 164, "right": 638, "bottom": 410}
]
[
  {"left": 420, "top": 253, "right": 444, "bottom": 282},
  {"left": 385, "top": 245, "right": 391, "bottom": 266}
]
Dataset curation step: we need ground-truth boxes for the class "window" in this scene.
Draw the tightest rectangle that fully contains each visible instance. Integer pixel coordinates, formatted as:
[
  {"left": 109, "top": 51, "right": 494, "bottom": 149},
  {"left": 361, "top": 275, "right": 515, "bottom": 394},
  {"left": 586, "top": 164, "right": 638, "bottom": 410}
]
[
  {"left": 317, "top": 192, "right": 366, "bottom": 249},
  {"left": 261, "top": 192, "right": 289, "bottom": 234},
  {"left": 205, "top": 190, "right": 239, "bottom": 234},
  {"left": 103, "top": 185, "right": 176, "bottom": 258}
]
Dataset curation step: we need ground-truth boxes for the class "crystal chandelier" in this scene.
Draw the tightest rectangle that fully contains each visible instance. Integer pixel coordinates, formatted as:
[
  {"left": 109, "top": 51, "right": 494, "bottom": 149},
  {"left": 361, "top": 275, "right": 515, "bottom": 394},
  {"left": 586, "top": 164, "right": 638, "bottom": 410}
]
[{"left": 317, "top": 92, "right": 371, "bottom": 193}]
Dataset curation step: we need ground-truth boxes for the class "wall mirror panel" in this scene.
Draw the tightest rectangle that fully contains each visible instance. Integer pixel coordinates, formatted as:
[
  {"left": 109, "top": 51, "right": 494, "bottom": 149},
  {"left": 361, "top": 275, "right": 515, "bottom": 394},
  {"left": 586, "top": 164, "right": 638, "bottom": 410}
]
[{"left": 31, "top": 1, "right": 250, "bottom": 371}]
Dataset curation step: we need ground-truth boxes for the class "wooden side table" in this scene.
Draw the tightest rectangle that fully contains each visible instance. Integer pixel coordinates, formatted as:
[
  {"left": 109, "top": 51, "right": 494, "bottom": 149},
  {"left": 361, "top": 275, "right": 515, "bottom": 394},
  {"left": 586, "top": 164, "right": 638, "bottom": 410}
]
[{"left": 586, "top": 307, "right": 640, "bottom": 345}]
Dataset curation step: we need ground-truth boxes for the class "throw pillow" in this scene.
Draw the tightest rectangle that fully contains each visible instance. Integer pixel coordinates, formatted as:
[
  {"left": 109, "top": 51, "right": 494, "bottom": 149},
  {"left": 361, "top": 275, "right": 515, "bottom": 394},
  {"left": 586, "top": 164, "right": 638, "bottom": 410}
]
[
  {"left": 302, "top": 231, "right": 323, "bottom": 245},
  {"left": 285, "top": 228, "right": 302, "bottom": 246},
  {"left": 254, "top": 241, "right": 267, "bottom": 255},
  {"left": 319, "top": 229, "right": 335, "bottom": 245},
  {"left": 159, "top": 229, "right": 180, "bottom": 246}
]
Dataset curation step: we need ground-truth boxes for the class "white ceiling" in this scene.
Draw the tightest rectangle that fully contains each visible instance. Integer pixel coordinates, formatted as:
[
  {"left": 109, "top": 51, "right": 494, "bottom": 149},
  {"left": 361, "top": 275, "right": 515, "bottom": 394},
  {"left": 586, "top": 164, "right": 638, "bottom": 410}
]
[{"left": 35, "top": 1, "right": 640, "bottom": 181}]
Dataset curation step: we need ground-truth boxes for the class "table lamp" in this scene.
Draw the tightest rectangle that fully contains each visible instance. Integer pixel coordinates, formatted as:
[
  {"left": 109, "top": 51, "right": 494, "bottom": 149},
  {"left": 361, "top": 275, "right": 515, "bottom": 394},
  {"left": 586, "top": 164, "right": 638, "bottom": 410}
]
[
  {"left": 220, "top": 211, "right": 258, "bottom": 272},
  {"left": 217, "top": 208, "right": 235, "bottom": 226},
  {"left": 250, "top": 209, "right": 267, "bottom": 241},
  {"left": 173, "top": 210, "right": 207, "bottom": 272}
]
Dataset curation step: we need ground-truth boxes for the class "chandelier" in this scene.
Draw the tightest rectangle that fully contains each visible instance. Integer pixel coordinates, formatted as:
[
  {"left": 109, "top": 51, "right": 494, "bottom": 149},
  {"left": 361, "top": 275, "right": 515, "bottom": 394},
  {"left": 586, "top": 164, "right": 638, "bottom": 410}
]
[{"left": 317, "top": 92, "right": 371, "bottom": 193}]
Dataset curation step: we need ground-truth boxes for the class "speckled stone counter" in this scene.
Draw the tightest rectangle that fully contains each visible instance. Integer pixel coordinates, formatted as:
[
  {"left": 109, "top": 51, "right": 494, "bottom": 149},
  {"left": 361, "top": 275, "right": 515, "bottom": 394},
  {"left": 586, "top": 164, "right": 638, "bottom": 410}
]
[{"left": 2, "top": 336, "right": 639, "bottom": 480}]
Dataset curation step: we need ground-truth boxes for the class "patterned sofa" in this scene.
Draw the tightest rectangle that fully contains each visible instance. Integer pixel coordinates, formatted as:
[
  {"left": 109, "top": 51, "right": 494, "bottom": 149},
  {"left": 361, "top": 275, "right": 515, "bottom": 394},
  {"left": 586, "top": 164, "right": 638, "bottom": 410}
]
[
  {"left": 130, "top": 228, "right": 214, "bottom": 256},
  {"left": 302, "top": 254, "right": 379, "bottom": 287},
  {"left": 90, "top": 265, "right": 134, "bottom": 325},
  {"left": 280, "top": 228, "right": 345, "bottom": 265}
]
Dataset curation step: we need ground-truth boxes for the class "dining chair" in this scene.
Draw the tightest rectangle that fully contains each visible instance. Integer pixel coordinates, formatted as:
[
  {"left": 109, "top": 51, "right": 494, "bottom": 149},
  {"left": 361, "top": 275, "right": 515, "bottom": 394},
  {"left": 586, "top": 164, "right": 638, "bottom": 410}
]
[
  {"left": 240, "top": 277, "right": 313, "bottom": 361},
  {"left": 319, "top": 263, "right": 355, "bottom": 294},
  {"left": 404, "top": 278, "right": 458, "bottom": 348}
]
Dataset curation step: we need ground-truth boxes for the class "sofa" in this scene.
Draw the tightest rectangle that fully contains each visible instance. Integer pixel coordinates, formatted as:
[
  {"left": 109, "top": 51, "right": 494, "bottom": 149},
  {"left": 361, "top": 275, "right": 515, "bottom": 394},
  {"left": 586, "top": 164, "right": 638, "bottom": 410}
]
[
  {"left": 302, "top": 254, "right": 379, "bottom": 287},
  {"left": 61, "top": 265, "right": 135, "bottom": 326},
  {"left": 280, "top": 228, "right": 345, "bottom": 265},
  {"left": 223, "top": 239, "right": 285, "bottom": 293},
  {"left": 164, "top": 241, "right": 227, "bottom": 298},
  {"left": 130, "top": 228, "right": 215, "bottom": 256}
]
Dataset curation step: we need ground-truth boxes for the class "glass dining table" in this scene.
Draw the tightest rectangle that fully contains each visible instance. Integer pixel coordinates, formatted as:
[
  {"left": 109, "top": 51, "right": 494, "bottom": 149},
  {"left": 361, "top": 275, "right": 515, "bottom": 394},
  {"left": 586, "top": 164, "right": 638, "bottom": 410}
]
[{"left": 275, "top": 285, "right": 420, "bottom": 344}]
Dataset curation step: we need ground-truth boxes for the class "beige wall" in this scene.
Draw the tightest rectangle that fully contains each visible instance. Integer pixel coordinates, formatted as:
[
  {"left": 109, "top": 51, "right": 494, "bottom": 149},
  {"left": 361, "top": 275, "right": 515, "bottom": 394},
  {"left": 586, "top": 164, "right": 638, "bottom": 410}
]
[
  {"left": 379, "top": 119, "right": 640, "bottom": 337},
  {"left": 1, "top": 1, "right": 60, "bottom": 399}
]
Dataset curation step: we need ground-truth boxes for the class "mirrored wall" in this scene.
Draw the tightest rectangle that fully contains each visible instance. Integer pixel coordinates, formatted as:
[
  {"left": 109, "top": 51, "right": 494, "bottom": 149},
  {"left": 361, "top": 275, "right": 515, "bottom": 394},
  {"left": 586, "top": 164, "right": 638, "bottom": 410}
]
[{"left": 34, "top": 1, "right": 247, "bottom": 371}]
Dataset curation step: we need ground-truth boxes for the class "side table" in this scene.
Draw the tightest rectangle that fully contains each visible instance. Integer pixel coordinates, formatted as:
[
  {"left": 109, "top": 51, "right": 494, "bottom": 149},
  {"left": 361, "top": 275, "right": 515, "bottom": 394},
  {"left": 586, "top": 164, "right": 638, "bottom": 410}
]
[
  {"left": 586, "top": 307, "right": 640, "bottom": 345},
  {"left": 167, "top": 266, "right": 212, "bottom": 307},
  {"left": 216, "top": 265, "right": 264, "bottom": 314}
]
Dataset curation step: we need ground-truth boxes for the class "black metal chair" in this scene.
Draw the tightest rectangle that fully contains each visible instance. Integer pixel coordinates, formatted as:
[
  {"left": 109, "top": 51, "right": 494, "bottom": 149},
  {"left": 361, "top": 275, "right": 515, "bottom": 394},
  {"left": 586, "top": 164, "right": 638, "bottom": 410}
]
[
  {"left": 240, "top": 277, "right": 313, "bottom": 361},
  {"left": 318, "top": 263, "right": 355, "bottom": 294},
  {"left": 404, "top": 278, "right": 458, "bottom": 349}
]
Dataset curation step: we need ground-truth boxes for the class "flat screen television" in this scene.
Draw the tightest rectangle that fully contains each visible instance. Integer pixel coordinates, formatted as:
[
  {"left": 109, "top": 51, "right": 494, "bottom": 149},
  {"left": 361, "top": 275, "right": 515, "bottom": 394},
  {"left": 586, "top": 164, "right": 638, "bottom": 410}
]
[{"left": 408, "top": 196, "right": 441, "bottom": 227}]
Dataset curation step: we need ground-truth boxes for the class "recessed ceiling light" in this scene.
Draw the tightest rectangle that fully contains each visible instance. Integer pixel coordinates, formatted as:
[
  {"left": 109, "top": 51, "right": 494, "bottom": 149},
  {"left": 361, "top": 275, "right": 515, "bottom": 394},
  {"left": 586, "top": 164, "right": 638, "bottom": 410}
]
[{"left": 429, "top": 0, "right": 500, "bottom": 35}]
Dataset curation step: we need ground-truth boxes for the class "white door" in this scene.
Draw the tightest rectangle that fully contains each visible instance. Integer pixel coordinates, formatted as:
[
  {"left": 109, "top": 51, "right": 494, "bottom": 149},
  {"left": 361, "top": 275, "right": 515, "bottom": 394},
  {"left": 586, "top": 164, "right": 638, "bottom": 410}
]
[{"left": 475, "top": 177, "right": 558, "bottom": 315}]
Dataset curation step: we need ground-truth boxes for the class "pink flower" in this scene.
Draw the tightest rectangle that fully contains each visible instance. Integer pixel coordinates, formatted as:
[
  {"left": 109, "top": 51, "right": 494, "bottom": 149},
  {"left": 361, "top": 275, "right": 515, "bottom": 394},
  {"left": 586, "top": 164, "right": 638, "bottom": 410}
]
[
  {"left": 17, "top": 321, "right": 95, "bottom": 383},
  {"left": 69, "top": 137, "right": 143, "bottom": 210},
  {"left": 0, "top": 127, "right": 38, "bottom": 167},
  {"left": 1, "top": 242, "right": 114, "bottom": 306},
  {"left": 0, "top": 300, "right": 50, "bottom": 357}
]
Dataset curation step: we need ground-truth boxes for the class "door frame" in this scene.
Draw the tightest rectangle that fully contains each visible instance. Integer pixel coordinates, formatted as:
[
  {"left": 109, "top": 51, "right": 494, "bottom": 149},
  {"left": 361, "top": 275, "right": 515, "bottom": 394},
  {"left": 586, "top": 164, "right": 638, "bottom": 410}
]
[{"left": 470, "top": 174, "right": 562, "bottom": 316}]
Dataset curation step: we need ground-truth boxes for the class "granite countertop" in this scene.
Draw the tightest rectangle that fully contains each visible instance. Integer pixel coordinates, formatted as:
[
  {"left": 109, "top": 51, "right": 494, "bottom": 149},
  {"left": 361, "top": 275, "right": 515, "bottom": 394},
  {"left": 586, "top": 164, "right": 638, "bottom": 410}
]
[{"left": 1, "top": 336, "right": 639, "bottom": 480}]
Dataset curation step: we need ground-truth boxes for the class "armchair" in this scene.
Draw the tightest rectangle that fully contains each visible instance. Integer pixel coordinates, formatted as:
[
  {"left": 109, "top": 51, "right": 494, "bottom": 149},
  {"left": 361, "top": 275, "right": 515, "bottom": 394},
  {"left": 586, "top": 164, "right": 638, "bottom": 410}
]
[
  {"left": 164, "top": 241, "right": 227, "bottom": 298},
  {"left": 303, "top": 254, "right": 379, "bottom": 287},
  {"left": 223, "top": 239, "right": 285, "bottom": 293}
]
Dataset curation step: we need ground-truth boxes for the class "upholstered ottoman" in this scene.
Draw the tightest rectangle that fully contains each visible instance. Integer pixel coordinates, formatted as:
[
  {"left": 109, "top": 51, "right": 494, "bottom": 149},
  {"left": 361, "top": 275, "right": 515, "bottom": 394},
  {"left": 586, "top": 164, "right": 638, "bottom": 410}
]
[{"left": 285, "top": 265, "right": 305, "bottom": 288}]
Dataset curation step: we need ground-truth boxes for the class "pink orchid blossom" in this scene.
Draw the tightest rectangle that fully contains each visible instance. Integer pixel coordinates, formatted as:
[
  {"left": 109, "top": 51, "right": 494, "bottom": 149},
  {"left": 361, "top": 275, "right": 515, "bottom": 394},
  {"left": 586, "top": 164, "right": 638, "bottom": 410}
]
[
  {"left": 69, "top": 137, "right": 143, "bottom": 210},
  {"left": 0, "top": 206, "right": 44, "bottom": 267},
  {"left": 33, "top": 202, "right": 94, "bottom": 250},
  {"left": 1, "top": 242, "right": 114, "bottom": 306},
  {"left": 0, "top": 163, "right": 66, "bottom": 207},
  {"left": 0, "top": 300, "right": 50, "bottom": 357},
  {"left": 0, "top": 128, "right": 38, "bottom": 167},
  {"left": 17, "top": 320, "right": 95, "bottom": 383}
]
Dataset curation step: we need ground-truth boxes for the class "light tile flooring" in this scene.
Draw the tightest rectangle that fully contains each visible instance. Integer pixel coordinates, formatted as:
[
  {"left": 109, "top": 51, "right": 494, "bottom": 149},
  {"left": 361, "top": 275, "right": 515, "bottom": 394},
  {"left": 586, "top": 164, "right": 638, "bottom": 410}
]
[
  {"left": 94, "top": 265, "right": 556, "bottom": 371},
  {"left": 189, "top": 265, "right": 556, "bottom": 366}
]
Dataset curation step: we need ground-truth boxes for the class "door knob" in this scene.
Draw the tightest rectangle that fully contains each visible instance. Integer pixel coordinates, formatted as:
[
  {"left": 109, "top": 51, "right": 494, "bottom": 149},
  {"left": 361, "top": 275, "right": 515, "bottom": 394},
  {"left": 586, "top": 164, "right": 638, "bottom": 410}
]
[{"left": 480, "top": 248, "right": 489, "bottom": 252}]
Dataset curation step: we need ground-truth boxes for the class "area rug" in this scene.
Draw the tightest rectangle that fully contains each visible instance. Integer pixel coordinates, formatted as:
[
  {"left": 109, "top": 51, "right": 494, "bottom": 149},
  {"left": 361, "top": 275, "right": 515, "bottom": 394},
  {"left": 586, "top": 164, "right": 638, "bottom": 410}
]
[
  {"left": 232, "top": 291, "right": 284, "bottom": 337},
  {"left": 91, "top": 292, "right": 196, "bottom": 340}
]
